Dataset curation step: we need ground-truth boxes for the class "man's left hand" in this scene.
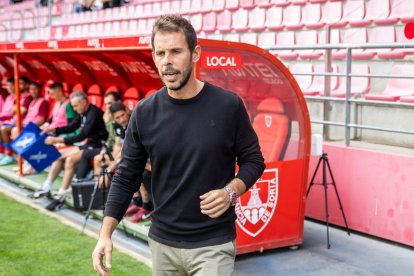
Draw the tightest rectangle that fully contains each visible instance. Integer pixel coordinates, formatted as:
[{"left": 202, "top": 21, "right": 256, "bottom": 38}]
[{"left": 200, "top": 189, "right": 230, "bottom": 218}]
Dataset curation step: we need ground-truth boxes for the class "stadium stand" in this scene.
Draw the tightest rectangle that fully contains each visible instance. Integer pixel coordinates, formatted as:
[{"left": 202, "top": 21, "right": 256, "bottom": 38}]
[
  {"left": 364, "top": 65, "right": 414, "bottom": 101},
  {"left": 375, "top": 0, "right": 414, "bottom": 25},
  {"left": 331, "top": 64, "right": 371, "bottom": 98},
  {"left": 331, "top": 0, "right": 366, "bottom": 28},
  {"left": 301, "top": 64, "right": 339, "bottom": 96},
  {"left": 350, "top": 0, "right": 391, "bottom": 27},
  {"left": 292, "top": 63, "right": 314, "bottom": 92}
]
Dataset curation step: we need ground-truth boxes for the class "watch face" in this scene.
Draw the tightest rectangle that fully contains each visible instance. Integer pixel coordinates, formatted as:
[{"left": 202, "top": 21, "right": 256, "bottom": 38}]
[{"left": 231, "top": 193, "right": 238, "bottom": 206}]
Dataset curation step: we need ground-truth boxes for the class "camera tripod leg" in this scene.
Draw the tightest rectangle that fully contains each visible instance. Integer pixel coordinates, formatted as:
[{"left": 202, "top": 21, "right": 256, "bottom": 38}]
[
  {"left": 326, "top": 159, "right": 351, "bottom": 236},
  {"left": 322, "top": 156, "right": 331, "bottom": 249},
  {"left": 81, "top": 180, "right": 99, "bottom": 234},
  {"left": 306, "top": 155, "right": 323, "bottom": 197}
]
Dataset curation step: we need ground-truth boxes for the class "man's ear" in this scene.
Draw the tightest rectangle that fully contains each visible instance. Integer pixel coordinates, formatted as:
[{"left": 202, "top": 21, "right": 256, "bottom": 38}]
[{"left": 192, "top": 45, "right": 201, "bottom": 63}]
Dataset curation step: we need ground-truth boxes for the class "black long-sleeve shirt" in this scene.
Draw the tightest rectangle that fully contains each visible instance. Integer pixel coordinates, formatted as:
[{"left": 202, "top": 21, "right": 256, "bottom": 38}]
[
  {"left": 105, "top": 82, "right": 265, "bottom": 248},
  {"left": 55, "top": 104, "right": 108, "bottom": 148}
]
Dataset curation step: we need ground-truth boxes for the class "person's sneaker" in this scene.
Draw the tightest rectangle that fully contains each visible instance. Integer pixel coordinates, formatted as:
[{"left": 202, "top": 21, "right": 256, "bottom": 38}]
[
  {"left": 29, "top": 189, "right": 51, "bottom": 199},
  {"left": 130, "top": 208, "right": 151, "bottom": 223},
  {"left": 0, "top": 156, "right": 14, "bottom": 166},
  {"left": 125, "top": 204, "right": 141, "bottom": 217},
  {"left": 46, "top": 196, "right": 65, "bottom": 211}
]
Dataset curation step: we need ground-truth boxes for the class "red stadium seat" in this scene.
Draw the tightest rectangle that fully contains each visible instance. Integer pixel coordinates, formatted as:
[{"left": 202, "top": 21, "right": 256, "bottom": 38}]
[
  {"left": 240, "top": 33, "right": 257, "bottom": 45},
  {"left": 256, "top": 0, "right": 272, "bottom": 8},
  {"left": 265, "top": 6, "right": 283, "bottom": 31},
  {"left": 272, "top": 0, "right": 291, "bottom": 7},
  {"left": 253, "top": 98, "right": 290, "bottom": 162},
  {"left": 301, "top": 64, "right": 339, "bottom": 96},
  {"left": 309, "top": 0, "right": 326, "bottom": 3},
  {"left": 333, "top": 29, "right": 371, "bottom": 60},
  {"left": 378, "top": 28, "right": 414, "bottom": 59},
  {"left": 375, "top": 0, "right": 414, "bottom": 25},
  {"left": 190, "top": 0, "right": 203, "bottom": 14},
  {"left": 87, "top": 84, "right": 103, "bottom": 108},
  {"left": 169, "top": 1, "right": 181, "bottom": 13},
  {"left": 331, "top": 64, "right": 371, "bottom": 98},
  {"left": 291, "top": 0, "right": 306, "bottom": 5},
  {"left": 297, "top": 31, "right": 323, "bottom": 59},
  {"left": 240, "top": 0, "right": 255, "bottom": 9},
  {"left": 225, "top": 0, "right": 240, "bottom": 11},
  {"left": 249, "top": 7, "right": 266, "bottom": 31},
  {"left": 365, "top": 65, "right": 414, "bottom": 101},
  {"left": 350, "top": 0, "right": 391, "bottom": 27},
  {"left": 206, "top": 33, "right": 223, "bottom": 40},
  {"left": 217, "top": 10, "right": 232, "bottom": 32},
  {"left": 307, "top": 1, "right": 342, "bottom": 29},
  {"left": 123, "top": 87, "right": 141, "bottom": 111},
  {"left": 332, "top": 0, "right": 366, "bottom": 28},
  {"left": 72, "top": 83, "right": 86, "bottom": 93},
  {"left": 354, "top": 26, "right": 397, "bottom": 59},
  {"left": 319, "top": 29, "right": 341, "bottom": 53},
  {"left": 274, "top": 31, "right": 298, "bottom": 60},
  {"left": 212, "top": 0, "right": 225, "bottom": 12},
  {"left": 201, "top": 0, "right": 213, "bottom": 13},
  {"left": 282, "top": 5, "right": 303, "bottom": 30},
  {"left": 190, "top": 14, "right": 202, "bottom": 33},
  {"left": 302, "top": 3, "right": 322, "bottom": 29},
  {"left": 399, "top": 96, "right": 414, "bottom": 103},
  {"left": 202, "top": 12, "right": 217, "bottom": 33},
  {"left": 105, "top": 85, "right": 120, "bottom": 94},
  {"left": 258, "top": 32, "right": 276, "bottom": 49},
  {"left": 224, "top": 33, "right": 240, "bottom": 42},
  {"left": 21, "top": 10, "right": 34, "bottom": 30},
  {"left": 233, "top": 9, "right": 249, "bottom": 31},
  {"left": 292, "top": 63, "right": 314, "bottom": 92}
]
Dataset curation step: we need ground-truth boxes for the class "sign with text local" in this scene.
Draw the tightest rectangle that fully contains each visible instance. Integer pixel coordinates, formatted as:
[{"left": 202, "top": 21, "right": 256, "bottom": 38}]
[
  {"left": 200, "top": 52, "right": 242, "bottom": 69},
  {"left": 11, "top": 122, "right": 61, "bottom": 172}
]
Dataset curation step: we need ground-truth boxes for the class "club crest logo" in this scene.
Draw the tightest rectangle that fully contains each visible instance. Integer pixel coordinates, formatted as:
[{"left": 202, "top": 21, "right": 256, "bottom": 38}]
[
  {"left": 236, "top": 168, "right": 278, "bottom": 237},
  {"left": 265, "top": 115, "right": 272, "bottom": 128}
]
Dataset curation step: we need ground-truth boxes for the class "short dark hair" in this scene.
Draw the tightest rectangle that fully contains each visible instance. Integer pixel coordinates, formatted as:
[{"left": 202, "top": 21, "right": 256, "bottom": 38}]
[
  {"left": 6, "top": 77, "right": 14, "bottom": 83},
  {"left": 30, "top": 82, "right": 42, "bottom": 90},
  {"left": 49, "top": 82, "right": 63, "bottom": 90},
  {"left": 109, "top": 101, "right": 127, "bottom": 115},
  {"left": 151, "top": 14, "right": 197, "bottom": 53},
  {"left": 20, "top": 76, "right": 30, "bottom": 84},
  {"left": 104, "top": 91, "right": 120, "bottom": 101}
]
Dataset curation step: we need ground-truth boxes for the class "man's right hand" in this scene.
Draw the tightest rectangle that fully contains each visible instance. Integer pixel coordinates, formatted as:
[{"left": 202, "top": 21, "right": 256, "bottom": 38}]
[{"left": 92, "top": 237, "right": 113, "bottom": 276}]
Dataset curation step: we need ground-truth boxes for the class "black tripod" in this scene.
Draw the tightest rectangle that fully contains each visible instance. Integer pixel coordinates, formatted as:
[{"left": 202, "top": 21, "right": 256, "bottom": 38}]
[
  {"left": 306, "top": 152, "right": 350, "bottom": 249},
  {"left": 81, "top": 146, "right": 113, "bottom": 234}
]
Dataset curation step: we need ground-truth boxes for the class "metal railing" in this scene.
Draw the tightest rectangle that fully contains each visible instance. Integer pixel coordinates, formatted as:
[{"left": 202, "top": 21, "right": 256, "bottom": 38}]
[{"left": 266, "top": 40, "right": 414, "bottom": 146}]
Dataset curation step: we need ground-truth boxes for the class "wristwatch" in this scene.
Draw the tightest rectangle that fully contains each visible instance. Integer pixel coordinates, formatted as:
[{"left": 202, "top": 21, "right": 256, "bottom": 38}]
[{"left": 224, "top": 186, "right": 238, "bottom": 206}]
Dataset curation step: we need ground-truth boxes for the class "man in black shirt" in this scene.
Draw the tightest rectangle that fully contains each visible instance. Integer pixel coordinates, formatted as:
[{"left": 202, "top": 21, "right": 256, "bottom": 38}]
[
  {"left": 41, "top": 91, "right": 108, "bottom": 210},
  {"left": 93, "top": 15, "right": 265, "bottom": 276}
]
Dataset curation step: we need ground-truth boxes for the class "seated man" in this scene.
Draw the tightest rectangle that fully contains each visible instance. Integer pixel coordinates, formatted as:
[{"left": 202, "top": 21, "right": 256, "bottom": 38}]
[
  {"left": 40, "top": 91, "right": 108, "bottom": 211},
  {"left": 10, "top": 81, "right": 47, "bottom": 138},
  {"left": 0, "top": 76, "right": 33, "bottom": 165},
  {"left": 74, "top": 91, "right": 120, "bottom": 180},
  {"left": 42, "top": 82, "right": 77, "bottom": 130}
]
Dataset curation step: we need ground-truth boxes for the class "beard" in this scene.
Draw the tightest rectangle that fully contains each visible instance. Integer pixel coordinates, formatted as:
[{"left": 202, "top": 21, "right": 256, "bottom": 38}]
[{"left": 160, "top": 59, "right": 193, "bottom": 91}]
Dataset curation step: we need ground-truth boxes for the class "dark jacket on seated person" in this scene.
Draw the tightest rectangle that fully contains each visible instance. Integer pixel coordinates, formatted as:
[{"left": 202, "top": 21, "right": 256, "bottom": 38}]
[{"left": 55, "top": 104, "right": 108, "bottom": 149}]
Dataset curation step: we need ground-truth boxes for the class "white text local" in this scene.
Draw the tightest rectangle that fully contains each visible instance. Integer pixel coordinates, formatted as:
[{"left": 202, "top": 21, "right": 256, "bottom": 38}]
[{"left": 206, "top": 56, "right": 238, "bottom": 67}]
